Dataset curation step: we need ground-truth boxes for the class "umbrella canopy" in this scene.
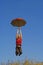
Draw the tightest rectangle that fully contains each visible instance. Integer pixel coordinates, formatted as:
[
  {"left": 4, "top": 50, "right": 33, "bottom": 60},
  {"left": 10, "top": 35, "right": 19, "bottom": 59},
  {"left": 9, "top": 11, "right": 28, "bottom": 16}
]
[{"left": 11, "top": 18, "right": 26, "bottom": 27}]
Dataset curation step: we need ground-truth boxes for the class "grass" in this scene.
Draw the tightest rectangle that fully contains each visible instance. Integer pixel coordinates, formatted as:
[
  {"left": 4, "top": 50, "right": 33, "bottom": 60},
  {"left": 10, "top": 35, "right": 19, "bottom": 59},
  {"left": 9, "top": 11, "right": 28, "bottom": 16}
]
[{"left": 1, "top": 59, "right": 43, "bottom": 65}]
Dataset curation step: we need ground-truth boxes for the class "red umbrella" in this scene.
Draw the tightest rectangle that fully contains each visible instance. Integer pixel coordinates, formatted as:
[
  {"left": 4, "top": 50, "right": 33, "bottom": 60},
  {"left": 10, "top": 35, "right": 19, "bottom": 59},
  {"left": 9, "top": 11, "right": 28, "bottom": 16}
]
[{"left": 11, "top": 18, "right": 26, "bottom": 27}]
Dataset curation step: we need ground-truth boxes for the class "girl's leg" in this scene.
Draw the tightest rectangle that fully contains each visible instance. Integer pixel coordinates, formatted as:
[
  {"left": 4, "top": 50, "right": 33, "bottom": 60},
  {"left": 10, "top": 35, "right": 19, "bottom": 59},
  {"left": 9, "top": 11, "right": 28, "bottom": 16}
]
[
  {"left": 19, "top": 46, "right": 22, "bottom": 56},
  {"left": 15, "top": 45, "right": 19, "bottom": 56}
]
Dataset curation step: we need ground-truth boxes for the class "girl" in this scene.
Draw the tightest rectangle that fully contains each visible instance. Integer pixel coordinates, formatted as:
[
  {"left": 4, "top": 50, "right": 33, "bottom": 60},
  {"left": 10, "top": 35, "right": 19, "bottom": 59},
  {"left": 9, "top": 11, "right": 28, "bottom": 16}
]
[{"left": 15, "top": 27, "right": 22, "bottom": 56}]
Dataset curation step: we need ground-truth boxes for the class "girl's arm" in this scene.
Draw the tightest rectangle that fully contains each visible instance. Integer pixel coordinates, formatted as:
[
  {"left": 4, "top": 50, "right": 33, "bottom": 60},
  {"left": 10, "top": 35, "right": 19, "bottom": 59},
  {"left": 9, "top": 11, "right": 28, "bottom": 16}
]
[{"left": 16, "top": 28, "right": 19, "bottom": 39}]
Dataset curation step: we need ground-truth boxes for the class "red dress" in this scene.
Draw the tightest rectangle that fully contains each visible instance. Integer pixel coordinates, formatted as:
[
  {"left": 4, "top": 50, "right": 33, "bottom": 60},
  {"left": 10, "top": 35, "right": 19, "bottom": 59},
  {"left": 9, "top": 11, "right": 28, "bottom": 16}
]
[{"left": 16, "top": 38, "right": 22, "bottom": 46}]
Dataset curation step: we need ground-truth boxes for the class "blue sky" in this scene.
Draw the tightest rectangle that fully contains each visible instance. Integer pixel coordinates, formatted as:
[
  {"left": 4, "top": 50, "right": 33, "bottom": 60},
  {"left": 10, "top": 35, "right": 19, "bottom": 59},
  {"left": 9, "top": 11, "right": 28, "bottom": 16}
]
[{"left": 0, "top": 0, "right": 43, "bottom": 63}]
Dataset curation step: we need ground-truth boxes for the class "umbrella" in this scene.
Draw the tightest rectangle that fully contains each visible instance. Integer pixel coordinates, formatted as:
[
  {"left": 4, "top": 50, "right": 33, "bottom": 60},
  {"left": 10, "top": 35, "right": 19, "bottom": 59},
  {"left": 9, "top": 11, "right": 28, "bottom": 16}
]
[{"left": 11, "top": 18, "right": 26, "bottom": 27}]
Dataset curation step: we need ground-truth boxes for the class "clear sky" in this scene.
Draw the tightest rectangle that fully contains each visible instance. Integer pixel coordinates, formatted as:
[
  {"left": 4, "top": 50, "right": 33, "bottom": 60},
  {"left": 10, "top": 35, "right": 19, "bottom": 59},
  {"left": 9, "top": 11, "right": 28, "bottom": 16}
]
[{"left": 0, "top": 0, "right": 43, "bottom": 63}]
